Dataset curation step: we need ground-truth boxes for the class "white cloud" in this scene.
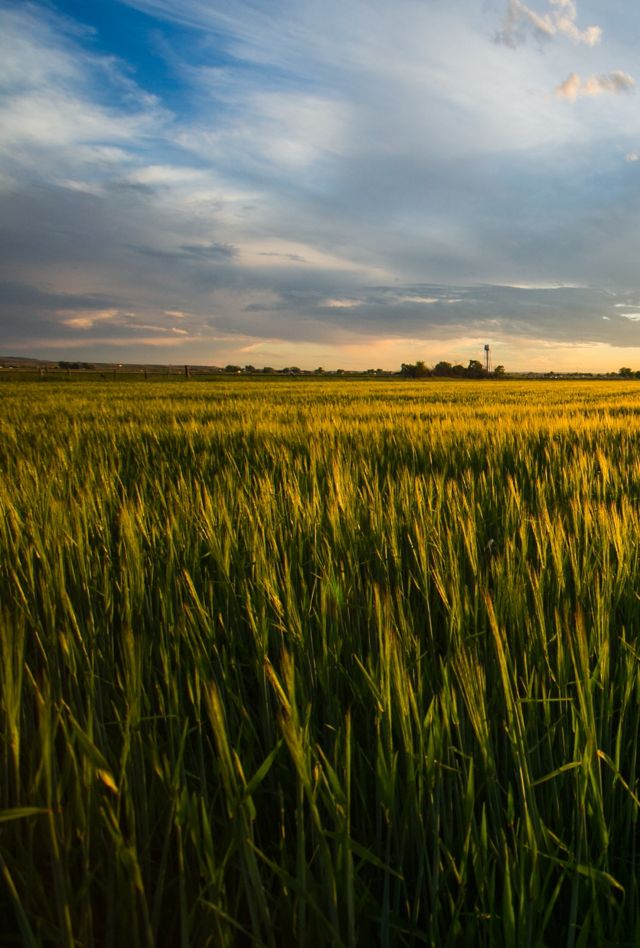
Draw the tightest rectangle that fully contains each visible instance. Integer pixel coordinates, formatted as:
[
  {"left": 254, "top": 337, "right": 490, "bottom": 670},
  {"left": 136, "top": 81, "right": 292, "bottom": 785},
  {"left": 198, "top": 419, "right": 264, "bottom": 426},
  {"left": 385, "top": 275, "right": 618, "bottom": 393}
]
[
  {"left": 56, "top": 308, "right": 199, "bottom": 339},
  {"left": 176, "top": 86, "right": 349, "bottom": 180},
  {"left": 238, "top": 239, "right": 384, "bottom": 276},
  {"left": 626, "top": 151, "right": 640, "bottom": 162},
  {"left": 0, "top": 4, "right": 168, "bottom": 185},
  {"left": 555, "top": 71, "right": 635, "bottom": 102},
  {"left": 0, "top": 5, "right": 85, "bottom": 89},
  {"left": 25, "top": 335, "right": 195, "bottom": 349},
  {"left": 57, "top": 308, "right": 120, "bottom": 329},
  {"left": 0, "top": 92, "right": 153, "bottom": 152},
  {"left": 323, "top": 299, "right": 364, "bottom": 308},
  {"left": 127, "top": 165, "right": 209, "bottom": 187},
  {"left": 398, "top": 295, "right": 440, "bottom": 304},
  {"left": 550, "top": 0, "right": 601, "bottom": 46},
  {"left": 554, "top": 72, "right": 582, "bottom": 101},
  {"left": 496, "top": 0, "right": 601, "bottom": 48},
  {"left": 583, "top": 72, "right": 635, "bottom": 95}
]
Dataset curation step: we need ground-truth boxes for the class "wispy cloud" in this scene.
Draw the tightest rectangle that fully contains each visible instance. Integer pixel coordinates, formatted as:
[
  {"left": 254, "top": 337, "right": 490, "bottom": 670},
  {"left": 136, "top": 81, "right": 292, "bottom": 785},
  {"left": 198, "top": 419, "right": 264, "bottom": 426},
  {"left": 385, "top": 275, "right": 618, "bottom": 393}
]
[
  {"left": 397, "top": 295, "right": 440, "bottom": 305},
  {"left": 550, "top": 0, "right": 602, "bottom": 46},
  {"left": 4, "top": 0, "right": 640, "bottom": 372},
  {"left": 555, "top": 70, "right": 635, "bottom": 102},
  {"left": 496, "top": 0, "right": 601, "bottom": 49},
  {"left": 57, "top": 308, "right": 121, "bottom": 329},
  {"left": 322, "top": 299, "right": 364, "bottom": 309},
  {"left": 0, "top": 3, "right": 168, "bottom": 187}
]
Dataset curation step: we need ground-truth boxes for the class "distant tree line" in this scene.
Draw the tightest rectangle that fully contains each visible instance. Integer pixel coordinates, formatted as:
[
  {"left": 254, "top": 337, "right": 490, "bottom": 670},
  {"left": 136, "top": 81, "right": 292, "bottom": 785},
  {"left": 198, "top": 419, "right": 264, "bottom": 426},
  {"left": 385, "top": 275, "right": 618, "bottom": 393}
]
[
  {"left": 58, "top": 360, "right": 96, "bottom": 370},
  {"left": 400, "top": 360, "right": 505, "bottom": 379},
  {"left": 223, "top": 365, "right": 391, "bottom": 376},
  {"left": 224, "top": 364, "right": 305, "bottom": 375}
]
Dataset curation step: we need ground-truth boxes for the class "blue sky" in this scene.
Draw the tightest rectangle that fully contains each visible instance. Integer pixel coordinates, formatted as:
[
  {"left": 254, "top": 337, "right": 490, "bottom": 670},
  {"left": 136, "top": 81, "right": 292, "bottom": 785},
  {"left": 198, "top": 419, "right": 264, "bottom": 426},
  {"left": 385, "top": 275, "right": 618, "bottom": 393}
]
[{"left": 2, "top": 0, "right": 640, "bottom": 370}]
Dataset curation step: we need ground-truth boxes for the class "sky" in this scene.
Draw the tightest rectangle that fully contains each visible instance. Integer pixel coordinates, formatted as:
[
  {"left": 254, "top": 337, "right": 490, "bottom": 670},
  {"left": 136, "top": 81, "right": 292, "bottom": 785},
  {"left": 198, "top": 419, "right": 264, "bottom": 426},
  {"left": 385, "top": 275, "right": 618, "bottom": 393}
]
[{"left": 2, "top": 0, "right": 640, "bottom": 372}]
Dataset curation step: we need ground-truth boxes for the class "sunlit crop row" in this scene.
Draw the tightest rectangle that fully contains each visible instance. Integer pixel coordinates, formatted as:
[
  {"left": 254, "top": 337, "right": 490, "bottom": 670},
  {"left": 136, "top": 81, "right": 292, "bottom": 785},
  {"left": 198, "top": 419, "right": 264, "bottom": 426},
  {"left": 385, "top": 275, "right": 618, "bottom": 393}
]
[{"left": 3, "top": 379, "right": 640, "bottom": 946}]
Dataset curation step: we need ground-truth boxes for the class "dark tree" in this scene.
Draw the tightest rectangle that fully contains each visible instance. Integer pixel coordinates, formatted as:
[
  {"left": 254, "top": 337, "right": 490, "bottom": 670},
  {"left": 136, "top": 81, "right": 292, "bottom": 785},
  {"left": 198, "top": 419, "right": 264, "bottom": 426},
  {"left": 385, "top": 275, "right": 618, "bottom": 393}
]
[
  {"left": 466, "top": 359, "right": 485, "bottom": 378},
  {"left": 401, "top": 361, "right": 430, "bottom": 378}
]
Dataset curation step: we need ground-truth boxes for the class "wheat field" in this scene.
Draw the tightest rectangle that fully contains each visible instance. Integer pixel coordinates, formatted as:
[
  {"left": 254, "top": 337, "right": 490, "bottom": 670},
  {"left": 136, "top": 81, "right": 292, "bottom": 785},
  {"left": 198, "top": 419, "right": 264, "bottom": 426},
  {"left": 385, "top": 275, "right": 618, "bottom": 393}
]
[{"left": 2, "top": 379, "right": 640, "bottom": 946}]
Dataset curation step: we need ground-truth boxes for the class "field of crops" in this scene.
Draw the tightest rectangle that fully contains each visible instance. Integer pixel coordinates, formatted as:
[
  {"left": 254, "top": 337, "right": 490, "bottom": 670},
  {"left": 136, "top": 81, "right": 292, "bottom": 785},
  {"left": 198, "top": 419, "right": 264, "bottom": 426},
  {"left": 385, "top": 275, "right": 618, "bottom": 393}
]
[{"left": 4, "top": 378, "right": 640, "bottom": 947}]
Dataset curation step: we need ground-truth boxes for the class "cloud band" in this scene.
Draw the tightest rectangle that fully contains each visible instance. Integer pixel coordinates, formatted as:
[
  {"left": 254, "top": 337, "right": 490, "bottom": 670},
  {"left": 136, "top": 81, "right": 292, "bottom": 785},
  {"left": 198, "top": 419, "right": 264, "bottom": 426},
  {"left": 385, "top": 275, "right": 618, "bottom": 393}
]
[{"left": 555, "top": 70, "right": 635, "bottom": 102}]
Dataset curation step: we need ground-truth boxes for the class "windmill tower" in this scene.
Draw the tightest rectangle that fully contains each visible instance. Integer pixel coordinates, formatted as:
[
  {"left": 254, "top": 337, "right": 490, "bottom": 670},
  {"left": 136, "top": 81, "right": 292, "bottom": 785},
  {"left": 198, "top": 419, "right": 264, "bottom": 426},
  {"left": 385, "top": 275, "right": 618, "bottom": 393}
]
[{"left": 484, "top": 344, "right": 491, "bottom": 373}]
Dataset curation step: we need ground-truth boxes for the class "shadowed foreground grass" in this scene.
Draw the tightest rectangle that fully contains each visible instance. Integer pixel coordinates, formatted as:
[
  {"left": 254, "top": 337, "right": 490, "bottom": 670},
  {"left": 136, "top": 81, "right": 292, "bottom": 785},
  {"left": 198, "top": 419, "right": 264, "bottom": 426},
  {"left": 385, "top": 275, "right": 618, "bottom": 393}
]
[{"left": 2, "top": 379, "right": 640, "bottom": 946}]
